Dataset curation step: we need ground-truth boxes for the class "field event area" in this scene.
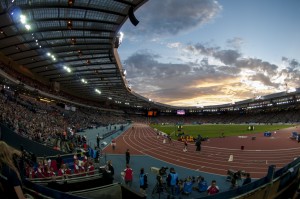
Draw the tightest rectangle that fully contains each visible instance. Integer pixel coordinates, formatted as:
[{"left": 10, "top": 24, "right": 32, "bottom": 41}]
[{"left": 150, "top": 124, "right": 294, "bottom": 139}]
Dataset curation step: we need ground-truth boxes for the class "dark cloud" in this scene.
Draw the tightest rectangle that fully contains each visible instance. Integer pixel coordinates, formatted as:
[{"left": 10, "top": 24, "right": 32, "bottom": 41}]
[
  {"left": 123, "top": 50, "right": 241, "bottom": 104},
  {"left": 218, "top": 65, "right": 241, "bottom": 74},
  {"left": 185, "top": 43, "right": 241, "bottom": 66},
  {"left": 282, "top": 57, "right": 300, "bottom": 72},
  {"left": 213, "top": 50, "right": 241, "bottom": 65},
  {"left": 235, "top": 58, "right": 278, "bottom": 76},
  {"left": 124, "top": 50, "right": 191, "bottom": 80},
  {"left": 248, "top": 73, "right": 279, "bottom": 87},
  {"left": 185, "top": 43, "right": 219, "bottom": 56},
  {"left": 123, "top": 43, "right": 300, "bottom": 106},
  {"left": 123, "top": 0, "right": 222, "bottom": 38}
]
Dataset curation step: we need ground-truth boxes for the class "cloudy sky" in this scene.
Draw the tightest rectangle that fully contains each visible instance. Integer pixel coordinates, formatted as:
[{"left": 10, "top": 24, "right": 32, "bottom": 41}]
[{"left": 118, "top": 0, "right": 300, "bottom": 107}]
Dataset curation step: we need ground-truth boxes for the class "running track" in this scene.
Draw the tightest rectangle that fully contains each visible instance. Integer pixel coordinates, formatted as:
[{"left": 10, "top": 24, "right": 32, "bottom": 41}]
[{"left": 103, "top": 124, "right": 300, "bottom": 178}]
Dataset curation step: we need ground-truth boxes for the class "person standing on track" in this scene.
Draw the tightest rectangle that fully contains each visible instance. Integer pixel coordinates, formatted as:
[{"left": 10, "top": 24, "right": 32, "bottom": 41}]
[
  {"left": 183, "top": 140, "right": 188, "bottom": 152},
  {"left": 111, "top": 139, "right": 116, "bottom": 151},
  {"left": 96, "top": 135, "right": 100, "bottom": 148},
  {"left": 195, "top": 139, "right": 201, "bottom": 152},
  {"left": 167, "top": 135, "right": 174, "bottom": 145}
]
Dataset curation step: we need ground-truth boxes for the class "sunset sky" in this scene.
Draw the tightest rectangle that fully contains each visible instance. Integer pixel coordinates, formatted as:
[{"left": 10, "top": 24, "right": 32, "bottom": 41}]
[{"left": 118, "top": 0, "right": 300, "bottom": 107}]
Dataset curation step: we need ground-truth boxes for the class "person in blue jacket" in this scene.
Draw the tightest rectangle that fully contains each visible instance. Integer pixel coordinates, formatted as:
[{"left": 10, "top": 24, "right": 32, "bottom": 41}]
[{"left": 166, "top": 167, "right": 179, "bottom": 197}]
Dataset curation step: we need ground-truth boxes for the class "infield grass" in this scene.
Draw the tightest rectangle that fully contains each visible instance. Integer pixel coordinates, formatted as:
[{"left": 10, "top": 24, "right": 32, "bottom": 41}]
[{"left": 150, "top": 124, "right": 294, "bottom": 139}]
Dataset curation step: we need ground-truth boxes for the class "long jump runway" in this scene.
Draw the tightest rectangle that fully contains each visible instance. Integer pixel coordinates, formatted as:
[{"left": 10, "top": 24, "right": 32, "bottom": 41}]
[{"left": 103, "top": 124, "right": 300, "bottom": 178}]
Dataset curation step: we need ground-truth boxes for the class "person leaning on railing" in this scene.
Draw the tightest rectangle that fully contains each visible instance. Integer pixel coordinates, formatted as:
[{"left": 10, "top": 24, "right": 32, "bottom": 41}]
[{"left": 0, "top": 141, "right": 26, "bottom": 199}]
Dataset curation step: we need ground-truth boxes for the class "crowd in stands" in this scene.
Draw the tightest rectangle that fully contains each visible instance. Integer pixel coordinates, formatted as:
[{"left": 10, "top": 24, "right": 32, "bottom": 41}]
[
  {"left": 0, "top": 83, "right": 129, "bottom": 153},
  {"left": 25, "top": 153, "right": 96, "bottom": 180},
  {"left": 150, "top": 107, "right": 300, "bottom": 125}
]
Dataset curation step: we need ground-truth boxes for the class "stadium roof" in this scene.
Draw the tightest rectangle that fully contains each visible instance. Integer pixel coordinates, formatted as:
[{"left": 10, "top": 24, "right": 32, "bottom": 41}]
[
  {"left": 1, "top": 1, "right": 300, "bottom": 112},
  {"left": 0, "top": 0, "right": 175, "bottom": 109}
]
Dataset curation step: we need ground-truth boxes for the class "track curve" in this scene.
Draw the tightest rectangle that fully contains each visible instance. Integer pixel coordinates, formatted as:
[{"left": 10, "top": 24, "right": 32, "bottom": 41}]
[{"left": 103, "top": 124, "right": 300, "bottom": 178}]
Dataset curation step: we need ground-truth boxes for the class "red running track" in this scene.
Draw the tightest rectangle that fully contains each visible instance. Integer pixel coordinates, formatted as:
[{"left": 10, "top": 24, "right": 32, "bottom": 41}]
[{"left": 103, "top": 123, "right": 300, "bottom": 178}]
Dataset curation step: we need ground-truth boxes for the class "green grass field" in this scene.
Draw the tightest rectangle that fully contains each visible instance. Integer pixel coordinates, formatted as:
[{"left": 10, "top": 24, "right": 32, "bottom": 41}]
[{"left": 150, "top": 124, "right": 294, "bottom": 139}]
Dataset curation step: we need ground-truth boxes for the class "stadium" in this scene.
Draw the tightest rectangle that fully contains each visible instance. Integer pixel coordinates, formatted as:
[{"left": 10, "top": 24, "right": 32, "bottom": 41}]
[{"left": 0, "top": 0, "right": 300, "bottom": 199}]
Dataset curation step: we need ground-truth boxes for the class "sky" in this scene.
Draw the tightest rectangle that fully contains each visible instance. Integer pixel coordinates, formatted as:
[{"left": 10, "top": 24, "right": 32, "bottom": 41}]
[{"left": 118, "top": 0, "right": 300, "bottom": 107}]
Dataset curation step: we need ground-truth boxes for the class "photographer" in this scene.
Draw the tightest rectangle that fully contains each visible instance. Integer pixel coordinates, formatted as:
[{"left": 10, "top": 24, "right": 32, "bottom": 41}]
[
  {"left": 166, "top": 167, "right": 179, "bottom": 197},
  {"left": 0, "top": 141, "right": 26, "bottom": 199},
  {"left": 139, "top": 168, "right": 148, "bottom": 195},
  {"left": 159, "top": 166, "right": 168, "bottom": 178}
]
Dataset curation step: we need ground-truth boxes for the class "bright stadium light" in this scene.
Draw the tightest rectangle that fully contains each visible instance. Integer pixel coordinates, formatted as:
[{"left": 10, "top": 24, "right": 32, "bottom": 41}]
[
  {"left": 63, "top": 66, "right": 71, "bottom": 73},
  {"left": 95, "top": 88, "right": 101, "bottom": 94},
  {"left": 20, "top": 15, "right": 27, "bottom": 24},
  {"left": 114, "top": 32, "right": 124, "bottom": 48},
  {"left": 119, "top": 32, "right": 124, "bottom": 44},
  {"left": 81, "top": 79, "right": 87, "bottom": 84},
  {"left": 24, "top": 24, "right": 31, "bottom": 30}
]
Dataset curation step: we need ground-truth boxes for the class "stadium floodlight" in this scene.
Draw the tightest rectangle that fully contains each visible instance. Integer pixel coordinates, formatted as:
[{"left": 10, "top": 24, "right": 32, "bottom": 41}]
[
  {"left": 81, "top": 79, "right": 87, "bottom": 84},
  {"left": 114, "top": 32, "right": 124, "bottom": 48},
  {"left": 63, "top": 66, "right": 71, "bottom": 73},
  {"left": 122, "top": 69, "right": 127, "bottom": 76},
  {"left": 20, "top": 15, "right": 27, "bottom": 24},
  {"left": 24, "top": 24, "right": 31, "bottom": 30},
  {"left": 95, "top": 88, "right": 101, "bottom": 94}
]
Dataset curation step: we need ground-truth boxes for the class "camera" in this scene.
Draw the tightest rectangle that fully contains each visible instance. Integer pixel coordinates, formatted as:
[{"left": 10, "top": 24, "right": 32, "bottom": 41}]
[{"left": 159, "top": 166, "right": 168, "bottom": 176}]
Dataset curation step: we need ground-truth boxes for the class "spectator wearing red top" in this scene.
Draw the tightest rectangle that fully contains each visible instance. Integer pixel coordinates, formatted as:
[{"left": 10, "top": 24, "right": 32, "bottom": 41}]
[
  {"left": 124, "top": 164, "right": 133, "bottom": 188},
  {"left": 58, "top": 165, "right": 65, "bottom": 177},
  {"left": 28, "top": 167, "right": 35, "bottom": 179},
  {"left": 48, "top": 167, "right": 56, "bottom": 178},
  {"left": 87, "top": 162, "right": 95, "bottom": 175},
  {"left": 207, "top": 180, "right": 219, "bottom": 195},
  {"left": 74, "top": 160, "right": 80, "bottom": 175},
  {"left": 36, "top": 164, "right": 45, "bottom": 178},
  {"left": 43, "top": 165, "right": 50, "bottom": 178},
  {"left": 65, "top": 164, "right": 72, "bottom": 177},
  {"left": 80, "top": 162, "right": 86, "bottom": 176}
]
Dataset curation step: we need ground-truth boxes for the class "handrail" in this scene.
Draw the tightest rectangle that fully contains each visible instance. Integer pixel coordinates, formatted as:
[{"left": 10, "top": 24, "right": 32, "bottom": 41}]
[
  {"left": 29, "top": 171, "right": 102, "bottom": 183},
  {"left": 69, "top": 182, "right": 120, "bottom": 194}
]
